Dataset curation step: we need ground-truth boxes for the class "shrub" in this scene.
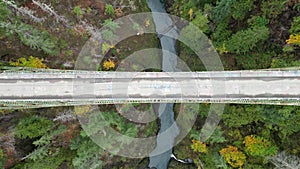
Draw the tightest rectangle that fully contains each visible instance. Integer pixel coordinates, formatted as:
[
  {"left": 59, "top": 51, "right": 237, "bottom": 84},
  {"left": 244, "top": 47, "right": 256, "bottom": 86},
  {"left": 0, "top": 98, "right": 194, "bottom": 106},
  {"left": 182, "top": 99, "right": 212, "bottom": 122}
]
[
  {"left": 105, "top": 4, "right": 114, "bottom": 16},
  {"left": 243, "top": 135, "right": 278, "bottom": 157},
  {"left": 220, "top": 146, "right": 246, "bottom": 168}
]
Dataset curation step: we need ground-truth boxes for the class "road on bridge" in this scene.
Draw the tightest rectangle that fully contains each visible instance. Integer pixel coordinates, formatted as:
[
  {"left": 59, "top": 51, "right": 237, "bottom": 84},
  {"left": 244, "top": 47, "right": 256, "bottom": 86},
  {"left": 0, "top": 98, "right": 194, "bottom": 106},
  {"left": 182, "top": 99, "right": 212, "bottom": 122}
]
[{"left": 0, "top": 70, "right": 299, "bottom": 108}]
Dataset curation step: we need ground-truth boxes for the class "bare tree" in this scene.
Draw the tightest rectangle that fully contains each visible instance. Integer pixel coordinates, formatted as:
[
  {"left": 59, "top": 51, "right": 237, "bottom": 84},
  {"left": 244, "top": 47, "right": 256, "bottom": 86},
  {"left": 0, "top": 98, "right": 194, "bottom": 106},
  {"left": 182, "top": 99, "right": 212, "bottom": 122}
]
[
  {"left": 53, "top": 110, "right": 77, "bottom": 122},
  {"left": 32, "top": 0, "right": 102, "bottom": 40},
  {"left": 268, "top": 151, "right": 300, "bottom": 169},
  {"left": 2, "top": 0, "right": 44, "bottom": 22},
  {"left": 31, "top": 0, "right": 69, "bottom": 26}
]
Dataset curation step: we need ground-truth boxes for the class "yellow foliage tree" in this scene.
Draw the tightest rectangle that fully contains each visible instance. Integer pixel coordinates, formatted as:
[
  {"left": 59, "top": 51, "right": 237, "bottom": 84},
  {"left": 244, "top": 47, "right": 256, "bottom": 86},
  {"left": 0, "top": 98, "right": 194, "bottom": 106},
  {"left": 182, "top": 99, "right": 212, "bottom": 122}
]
[
  {"left": 102, "top": 42, "right": 114, "bottom": 54},
  {"left": 103, "top": 59, "right": 115, "bottom": 70},
  {"left": 286, "top": 34, "right": 300, "bottom": 46},
  {"left": 74, "top": 105, "right": 92, "bottom": 115},
  {"left": 145, "top": 19, "right": 150, "bottom": 27},
  {"left": 10, "top": 56, "right": 47, "bottom": 68},
  {"left": 220, "top": 146, "right": 246, "bottom": 168},
  {"left": 188, "top": 8, "right": 193, "bottom": 20},
  {"left": 115, "top": 7, "right": 123, "bottom": 17},
  {"left": 191, "top": 139, "right": 207, "bottom": 153}
]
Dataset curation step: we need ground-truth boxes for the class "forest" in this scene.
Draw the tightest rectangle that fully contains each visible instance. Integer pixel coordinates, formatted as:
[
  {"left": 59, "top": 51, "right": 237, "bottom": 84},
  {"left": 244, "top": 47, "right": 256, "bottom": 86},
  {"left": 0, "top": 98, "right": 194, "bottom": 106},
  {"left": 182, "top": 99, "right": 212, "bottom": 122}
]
[{"left": 0, "top": 0, "right": 300, "bottom": 168}]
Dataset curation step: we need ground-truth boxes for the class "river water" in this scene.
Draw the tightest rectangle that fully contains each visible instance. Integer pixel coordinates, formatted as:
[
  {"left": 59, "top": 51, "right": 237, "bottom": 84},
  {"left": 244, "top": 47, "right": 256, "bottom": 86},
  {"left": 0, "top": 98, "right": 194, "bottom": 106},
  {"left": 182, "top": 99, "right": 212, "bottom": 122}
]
[{"left": 146, "top": 0, "right": 180, "bottom": 168}]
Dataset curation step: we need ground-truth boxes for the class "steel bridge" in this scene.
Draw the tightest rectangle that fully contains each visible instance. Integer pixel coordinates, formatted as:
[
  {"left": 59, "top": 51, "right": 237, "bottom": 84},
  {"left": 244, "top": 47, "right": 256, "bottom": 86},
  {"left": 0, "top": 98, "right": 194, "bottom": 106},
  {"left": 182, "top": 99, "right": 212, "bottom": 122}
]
[{"left": 0, "top": 68, "right": 300, "bottom": 109}]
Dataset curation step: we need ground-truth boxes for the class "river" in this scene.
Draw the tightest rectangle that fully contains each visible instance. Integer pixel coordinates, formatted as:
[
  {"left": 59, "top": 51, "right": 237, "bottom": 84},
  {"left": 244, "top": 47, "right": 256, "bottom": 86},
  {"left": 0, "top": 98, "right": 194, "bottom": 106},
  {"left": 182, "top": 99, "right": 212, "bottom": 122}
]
[{"left": 146, "top": 0, "right": 180, "bottom": 169}]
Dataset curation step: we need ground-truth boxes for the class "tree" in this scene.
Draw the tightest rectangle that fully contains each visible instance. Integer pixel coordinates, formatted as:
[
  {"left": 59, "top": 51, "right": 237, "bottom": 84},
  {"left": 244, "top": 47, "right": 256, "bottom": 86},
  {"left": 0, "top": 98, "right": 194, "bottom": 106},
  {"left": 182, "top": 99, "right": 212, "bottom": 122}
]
[
  {"left": 1, "top": 22, "right": 60, "bottom": 56},
  {"left": 102, "top": 19, "right": 120, "bottom": 32},
  {"left": 14, "top": 115, "right": 54, "bottom": 139},
  {"left": 261, "top": 105, "right": 300, "bottom": 140},
  {"left": 243, "top": 135, "right": 278, "bottom": 157},
  {"left": 222, "top": 105, "right": 263, "bottom": 128},
  {"left": 225, "top": 26, "right": 269, "bottom": 54},
  {"left": 0, "top": 149, "right": 4, "bottom": 169},
  {"left": 261, "top": 0, "right": 286, "bottom": 19},
  {"left": 190, "top": 126, "right": 226, "bottom": 145},
  {"left": 212, "top": 0, "right": 234, "bottom": 23},
  {"left": 73, "top": 6, "right": 84, "bottom": 18},
  {"left": 102, "top": 29, "right": 117, "bottom": 43},
  {"left": 105, "top": 4, "right": 114, "bottom": 16},
  {"left": 289, "top": 16, "right": 300, "bottom": 34},
  {"left": 70, "top": 131, "right": 103, "bottom": 169},
  {"left": 191, "top": 11, "right": 209, "bottom": 33},
  {"left": 231, "top": 0, "right": 254, "bottom": 20}
]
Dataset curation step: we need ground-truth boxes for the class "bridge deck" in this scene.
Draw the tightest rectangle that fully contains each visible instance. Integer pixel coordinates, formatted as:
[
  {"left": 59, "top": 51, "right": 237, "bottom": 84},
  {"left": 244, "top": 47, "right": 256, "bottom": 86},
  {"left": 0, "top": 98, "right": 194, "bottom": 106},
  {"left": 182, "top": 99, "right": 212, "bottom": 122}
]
[{"left": 0, "top": 70, "right": 300, "bottom": 109}]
